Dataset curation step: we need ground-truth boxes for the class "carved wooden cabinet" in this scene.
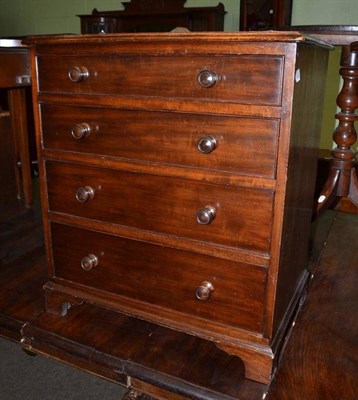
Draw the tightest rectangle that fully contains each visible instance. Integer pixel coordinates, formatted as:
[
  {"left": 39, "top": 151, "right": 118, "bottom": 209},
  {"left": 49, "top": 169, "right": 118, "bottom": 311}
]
[
  {"left": 78, "top": 0, "right": 226, "bottom": 34},
  {"left": 25, "top": 32, "right": 330, "bottom": 384}
]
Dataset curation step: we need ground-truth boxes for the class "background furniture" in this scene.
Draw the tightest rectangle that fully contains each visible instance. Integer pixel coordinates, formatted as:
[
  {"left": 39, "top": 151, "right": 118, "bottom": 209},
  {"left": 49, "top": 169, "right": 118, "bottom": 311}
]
[
  {"left": 240, "top": 0, "right": 292, "bottom": 31},
  {"left": 283, "top": 26, "right": 358, "bottom": 215},
  {"left": 0, "top": 39, "right": 33, "bottom": 212},
  {"left": 0, "top": 110, "right": 17, "bottom": 217},
  {"left": 78, "top": 0, "right": 226, "bottom": 34}
]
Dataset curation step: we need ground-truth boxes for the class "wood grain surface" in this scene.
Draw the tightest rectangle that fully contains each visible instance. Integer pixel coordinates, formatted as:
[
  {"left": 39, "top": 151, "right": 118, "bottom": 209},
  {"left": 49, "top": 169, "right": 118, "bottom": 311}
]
[{"left": 1, "top": 209, "right": 357, "bottom": 399}]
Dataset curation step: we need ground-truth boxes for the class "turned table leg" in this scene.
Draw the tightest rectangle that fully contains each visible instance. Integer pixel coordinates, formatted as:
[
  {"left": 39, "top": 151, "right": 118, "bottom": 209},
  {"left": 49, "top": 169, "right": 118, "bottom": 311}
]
[{"left": 316, "top": 43, "right": 358, "bottom": 215}]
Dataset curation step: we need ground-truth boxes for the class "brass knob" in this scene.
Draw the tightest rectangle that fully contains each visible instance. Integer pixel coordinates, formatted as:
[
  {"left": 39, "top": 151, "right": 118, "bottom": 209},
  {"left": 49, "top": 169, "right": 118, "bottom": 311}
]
[
  {"left": 68, "top": 66, "right": 89, "bottom": 82},
  {"left": 75, "top": 186, "right": 95, "bottom": 203},
  {"left": 197, "top": 70, "right": 219, "bottom": 88},
  {"left": 71, "top": 123, "right": 91, "bottom": 140},
  {"left": 196, "top": 206, "right": 216, "bottom": 225},
  {"left": 81, "top": 254, "right": 98, "bottom": 271},
  {"left": 195, "top": 281, "right": 214, "bottom": 301},
  {"left": 197, "top": 136, "right": 217, "bottom": 154}
]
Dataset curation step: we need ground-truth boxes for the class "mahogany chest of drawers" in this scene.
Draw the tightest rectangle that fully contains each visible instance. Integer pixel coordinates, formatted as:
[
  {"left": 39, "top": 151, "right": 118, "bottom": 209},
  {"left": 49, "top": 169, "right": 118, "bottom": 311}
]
[{"left": 26, "top": 32, "right": 329, "bottom": 384}]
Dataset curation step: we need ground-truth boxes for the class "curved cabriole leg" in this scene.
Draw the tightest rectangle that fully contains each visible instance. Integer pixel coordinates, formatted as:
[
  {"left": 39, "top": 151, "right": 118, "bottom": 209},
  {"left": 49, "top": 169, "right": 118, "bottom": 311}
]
[
  {"left": 316, "top": 44, "right": 358, "bottom": 216},
  {"left": 316, "top": 168, "right": 340, "bottom": 216}
]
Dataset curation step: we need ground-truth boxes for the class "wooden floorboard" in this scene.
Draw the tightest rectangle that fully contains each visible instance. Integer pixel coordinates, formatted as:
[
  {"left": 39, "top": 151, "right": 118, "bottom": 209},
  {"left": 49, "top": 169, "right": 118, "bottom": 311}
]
[
  {"left": 267, "top": 211, "right": 358, "bottom": 400},
  {"left": 0, "top": 208, "right": 45, "bottom": 341},
  {"left": 22, "top": 305, "right": 267, "bottom": 400}
]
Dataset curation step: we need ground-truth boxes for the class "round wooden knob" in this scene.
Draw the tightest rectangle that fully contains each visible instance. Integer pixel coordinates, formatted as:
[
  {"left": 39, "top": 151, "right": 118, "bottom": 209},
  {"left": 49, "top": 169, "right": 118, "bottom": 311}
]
[
  {"left": 197, "top": 70, "right": 219, "bottom": 88},
  {"left": 196, "top": 206, "right": 216, "bottom": 225},
  {"left": 197, "top": 136, "right": 217, "bottom": 154},
  {"left": 195, "top": 281, "right": 214, "bottom": 301},
  {"left": 71, "top": 123, "right": 91, "bottom": 140},
  {"left": 75, "top": 186, "right": 95, "bottom": 203},
  {"left": 68, "top": 66, "right": 89, "bottom": 82},
  {"left": 81, "top": 254, "right": 98, "bottom": 271}
]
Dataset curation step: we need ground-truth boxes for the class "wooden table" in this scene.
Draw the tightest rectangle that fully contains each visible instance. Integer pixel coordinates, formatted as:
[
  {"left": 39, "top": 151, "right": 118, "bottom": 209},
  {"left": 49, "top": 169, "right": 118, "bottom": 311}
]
[
  {"left": 290, "top": 26, "right": 358, "bottom": 215},
  {"left": 0, "top": 38, "right": 32, "bottom": 209}
]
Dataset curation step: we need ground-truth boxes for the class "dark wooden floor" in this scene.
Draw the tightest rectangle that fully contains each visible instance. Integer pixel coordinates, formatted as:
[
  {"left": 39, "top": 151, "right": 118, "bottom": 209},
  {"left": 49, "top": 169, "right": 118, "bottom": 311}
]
[
  {"left": 268, "top": 211, "right": 358, "bottom": 400},
  {"left": 0, "top": 207, "right": 44, "bottom": 342},
  {"left": 0, "top": 201, "right": 357, "bottom": 400}
]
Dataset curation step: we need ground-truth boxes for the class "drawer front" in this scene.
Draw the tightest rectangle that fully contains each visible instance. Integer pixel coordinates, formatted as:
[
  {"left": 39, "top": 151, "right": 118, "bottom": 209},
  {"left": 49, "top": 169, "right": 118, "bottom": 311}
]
[
  {"left": 41, "top": 104, "right": 279, "bottom": 178},
  {"left": 46, "top": 161, "right": 273, "bottom": 253},
  {"left": 51, "top": 223, "right": 267, "bottom": 332},
  {"left": 37, "top": 54, "right": 283, "bottom": 105}
]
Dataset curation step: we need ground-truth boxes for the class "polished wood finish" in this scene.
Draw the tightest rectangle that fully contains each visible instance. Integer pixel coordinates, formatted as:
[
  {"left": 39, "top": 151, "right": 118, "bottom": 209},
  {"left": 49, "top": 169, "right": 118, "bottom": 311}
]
[
  {"left": 78, "top": 0, "right": 225, "bottom": 34},
  {"left": 271, "top": 43, "right": 328, "bottom": 332},
  {"left": 286, "top": 26, "right": 358, "bottom": 215},
  {"left": 1, "top": 207, "right": 357, "bottom": 399},
  {"left": 24, "top": 32, "right": 330, "bottom": 384},
  {"left": 0, "top": 49, "right": 29, "bottom": 87},
  {"left": 37, "top": 54, "right": 283, "bottom": 105},
  {"left": 317, "top": 40, "right": 358, "bottom": 213},
  {"left": 41, "top": 104, "right": 279, "bottom": 178},
  {"left": 0, "top": 41, "right": 33, "bottom": 210},
  {"left": 46, "top": 161, "right": 274, "bottom": 252},
  {"left": 289, "top": 25, "right": 358, "bottom": 46},
  {"left": 49, "top": 222, "right": 267, "bottom": 332},
  {"left": 316, "top": 152, "right": 358, "bottom": 215}
]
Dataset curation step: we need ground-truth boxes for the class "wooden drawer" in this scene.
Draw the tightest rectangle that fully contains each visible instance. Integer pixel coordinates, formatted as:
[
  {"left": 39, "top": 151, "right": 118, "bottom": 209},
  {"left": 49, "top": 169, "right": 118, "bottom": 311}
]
[
  {"left": 51, "top": 222, "right": 267, "bottom": 332},
  {"left": 46, "top": 161, "right": 273, "bottom": 253},
  {"left": 37, "top": 54, "right": 283, "bottom": 105},
  {"left": 41, "top": 104, "right": 279, "bottom": 178}
]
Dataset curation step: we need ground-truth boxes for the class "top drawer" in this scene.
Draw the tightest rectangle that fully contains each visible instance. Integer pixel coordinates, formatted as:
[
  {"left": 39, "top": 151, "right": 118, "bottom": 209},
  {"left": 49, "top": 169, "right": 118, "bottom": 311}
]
[{"left": 37, "top": 54, "right": 283, "bottom": 106}]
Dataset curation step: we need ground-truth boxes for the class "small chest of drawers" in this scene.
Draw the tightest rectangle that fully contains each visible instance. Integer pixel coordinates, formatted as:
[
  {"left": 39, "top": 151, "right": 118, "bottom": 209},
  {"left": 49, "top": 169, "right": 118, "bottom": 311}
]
[{"left": 26, "top": 32, "right": 330, "bottom": 384}]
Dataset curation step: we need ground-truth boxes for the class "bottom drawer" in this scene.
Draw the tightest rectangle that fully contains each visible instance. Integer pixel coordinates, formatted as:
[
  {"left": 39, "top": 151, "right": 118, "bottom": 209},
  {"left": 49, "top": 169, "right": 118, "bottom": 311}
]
[{"left": 50, "top": 223, "right": 267, "bottom": 333}]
